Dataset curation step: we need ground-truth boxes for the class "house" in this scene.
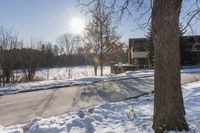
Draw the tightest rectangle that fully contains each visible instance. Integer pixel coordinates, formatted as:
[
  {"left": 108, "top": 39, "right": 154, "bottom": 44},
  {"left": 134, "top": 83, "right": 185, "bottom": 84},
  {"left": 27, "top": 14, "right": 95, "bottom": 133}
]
[
  {"left": 128, "top": 37, "right": 153, "bottom": 69},
  {"left": 180, "top": 36, "right": 200, "bottom": 65},
  {"left": 128, "top": 35, "right": 200, "bottom": 68}
]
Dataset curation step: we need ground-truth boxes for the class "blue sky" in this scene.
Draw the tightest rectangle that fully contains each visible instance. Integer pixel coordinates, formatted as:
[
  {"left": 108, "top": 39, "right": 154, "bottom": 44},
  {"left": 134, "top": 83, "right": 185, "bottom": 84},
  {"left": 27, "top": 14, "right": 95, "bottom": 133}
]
[
  {"left": 0, "top": 0, "right": 199, "bottom": 44},
  {"left": 0, "top": 0, "right": 82, "bottom": 43},
  {"left": 0, "top": 0, "right": 144, "bottom": 44}
]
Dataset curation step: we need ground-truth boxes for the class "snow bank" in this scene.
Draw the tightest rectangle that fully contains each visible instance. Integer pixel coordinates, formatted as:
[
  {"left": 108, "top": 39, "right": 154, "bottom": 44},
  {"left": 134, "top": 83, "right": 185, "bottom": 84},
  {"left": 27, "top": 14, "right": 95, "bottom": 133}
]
[
  {"left": 1, "top": 67, "right": 199, "bottom": 95},
  {"left": 1, "top": 81, "right": 200, "bottom": 133},
  {"left": 0, "top": 69, "right": 154, "bottom": 95}
]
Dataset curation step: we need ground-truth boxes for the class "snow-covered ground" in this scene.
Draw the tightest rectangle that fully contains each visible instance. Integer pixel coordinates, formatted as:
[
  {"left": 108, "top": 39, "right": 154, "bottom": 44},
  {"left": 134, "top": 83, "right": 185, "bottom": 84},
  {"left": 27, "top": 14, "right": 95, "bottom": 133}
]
[
  {"left": 0, "top": 69, "right": 153, "bottom": 95},
  {"left": 0, "top": 80, "right": 200, "bottom": 133},
  {"left": 0, "top": 67, "right": 200, "bottom": 95},
  {"left": 13, "top": 66, "right": 111, "bottom": 81},
  {"left": 12, "top": 66, "right": 200, "bottom": 81}
]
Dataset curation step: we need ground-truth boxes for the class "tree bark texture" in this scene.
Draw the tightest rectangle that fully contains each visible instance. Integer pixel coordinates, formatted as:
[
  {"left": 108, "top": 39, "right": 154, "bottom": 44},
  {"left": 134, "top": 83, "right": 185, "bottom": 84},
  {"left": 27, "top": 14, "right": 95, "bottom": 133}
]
[{"left": 152, "top": 0, "right": 189, "bottom": 132}]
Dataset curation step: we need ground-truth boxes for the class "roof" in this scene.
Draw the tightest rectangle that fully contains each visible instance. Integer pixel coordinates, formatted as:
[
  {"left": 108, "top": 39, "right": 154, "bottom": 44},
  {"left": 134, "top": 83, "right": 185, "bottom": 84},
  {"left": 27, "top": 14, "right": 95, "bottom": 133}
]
[{"left": 129, "top": 35, "right": 200, "bottom": 41}]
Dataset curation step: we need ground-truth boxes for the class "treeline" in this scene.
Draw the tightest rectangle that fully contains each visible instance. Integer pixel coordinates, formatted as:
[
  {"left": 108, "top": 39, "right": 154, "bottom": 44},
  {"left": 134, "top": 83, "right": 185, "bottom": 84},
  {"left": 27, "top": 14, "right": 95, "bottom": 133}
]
[
  {"left": 7, "top": 47, "right": 89, "bottom": 69},
  {"left": 0, "top": 48, "right": 88, "bottom": 85},
  {"left": 0, "top": 27, "right": 127, "bottom": 86}
]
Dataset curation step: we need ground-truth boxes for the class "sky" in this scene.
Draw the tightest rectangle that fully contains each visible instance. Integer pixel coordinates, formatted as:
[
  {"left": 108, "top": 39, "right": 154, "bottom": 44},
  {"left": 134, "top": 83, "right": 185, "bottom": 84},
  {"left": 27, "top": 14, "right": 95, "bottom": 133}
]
[
  {"left": 0, "top": 0, "right": 144, "bottom": 44},
  {"left": 0, "top": 0, "right": 199, "bottom": 45}
]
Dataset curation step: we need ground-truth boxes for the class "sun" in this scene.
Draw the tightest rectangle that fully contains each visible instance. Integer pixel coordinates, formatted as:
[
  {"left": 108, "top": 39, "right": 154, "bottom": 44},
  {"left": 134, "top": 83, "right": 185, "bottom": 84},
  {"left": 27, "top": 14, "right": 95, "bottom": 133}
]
[{"left": 70, "top": 17, "right": 85, "bottom": 34}]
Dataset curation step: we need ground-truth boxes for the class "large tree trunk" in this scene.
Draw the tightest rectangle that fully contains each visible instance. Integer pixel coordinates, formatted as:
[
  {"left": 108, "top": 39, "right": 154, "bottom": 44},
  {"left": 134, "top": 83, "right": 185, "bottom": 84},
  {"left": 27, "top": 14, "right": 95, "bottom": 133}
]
[{"left": 152, "top": 0, "right": 189, "bottom": 132}]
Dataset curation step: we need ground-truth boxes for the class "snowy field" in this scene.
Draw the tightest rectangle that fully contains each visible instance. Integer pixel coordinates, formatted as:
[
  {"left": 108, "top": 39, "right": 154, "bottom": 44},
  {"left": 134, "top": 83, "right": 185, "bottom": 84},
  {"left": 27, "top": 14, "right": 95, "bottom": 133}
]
[
  {"left": 0, "top": 68, "right": 154, "bottom": 95},
  {"left": 0, "top": 67, "right": 199, "bottom": 95},
  {"left": 0, "top": 80, "right": 200, "bottom": 133},
  {"left": 34, "top": 66, "right": 111, "bottom": 80},
  {"left": 12, "top": 66, "right": 200, "bottom": 81},
  {"left": 13, "top": 66, "right": 111, "bottom": 81}
]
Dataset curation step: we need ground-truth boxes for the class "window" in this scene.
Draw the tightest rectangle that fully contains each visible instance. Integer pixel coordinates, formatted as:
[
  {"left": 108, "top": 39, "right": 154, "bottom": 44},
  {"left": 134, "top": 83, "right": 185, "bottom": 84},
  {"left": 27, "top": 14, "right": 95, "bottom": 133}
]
[{"left": 192, "top": 43, "right": 200, "bottom": 51}]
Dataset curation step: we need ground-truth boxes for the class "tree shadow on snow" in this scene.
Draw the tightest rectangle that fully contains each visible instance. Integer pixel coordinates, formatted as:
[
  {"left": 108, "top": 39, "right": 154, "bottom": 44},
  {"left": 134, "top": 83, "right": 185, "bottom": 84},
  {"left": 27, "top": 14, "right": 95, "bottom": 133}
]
[{"left": 72, "top": 77, "right": 154, "bottom": 106}]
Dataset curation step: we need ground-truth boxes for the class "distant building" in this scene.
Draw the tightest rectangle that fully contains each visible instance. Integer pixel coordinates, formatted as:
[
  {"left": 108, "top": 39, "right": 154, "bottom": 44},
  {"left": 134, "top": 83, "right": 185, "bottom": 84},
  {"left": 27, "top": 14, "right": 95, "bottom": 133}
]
[
  {"left": 180, "top": 36, "right": 200, "bottom": 65},
  {"left": 128, "top": 37, "right": 153, "bottom": 69},
  {"left": 128, "top": 35, "right": 200, "bottom": 68}
]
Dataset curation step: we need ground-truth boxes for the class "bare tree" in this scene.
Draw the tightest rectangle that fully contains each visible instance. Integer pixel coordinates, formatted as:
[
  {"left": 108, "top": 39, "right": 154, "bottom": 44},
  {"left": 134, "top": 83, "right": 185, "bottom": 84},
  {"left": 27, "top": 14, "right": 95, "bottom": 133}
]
[
  {"left": 57, "top": 33, "right": 80, "bottom": 78},
  {"left": 57, "top": 34, "right": 80, "bottom": 56},
  {"left": 20, "top": 39, "right": 42, "bottom": 81},
  {"left": 84, "top": 0, "right": 120, "bottom": 76},
  {"left": 0, "top": 27, "right": 21, "bottom": 85}
]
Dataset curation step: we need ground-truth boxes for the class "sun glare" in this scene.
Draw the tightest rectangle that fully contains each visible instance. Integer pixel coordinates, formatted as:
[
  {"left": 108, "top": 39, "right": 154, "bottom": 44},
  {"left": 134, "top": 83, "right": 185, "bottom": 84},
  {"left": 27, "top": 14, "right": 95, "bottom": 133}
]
[{"left": 70, "top": 17, "right": 85, "bottom": 34}]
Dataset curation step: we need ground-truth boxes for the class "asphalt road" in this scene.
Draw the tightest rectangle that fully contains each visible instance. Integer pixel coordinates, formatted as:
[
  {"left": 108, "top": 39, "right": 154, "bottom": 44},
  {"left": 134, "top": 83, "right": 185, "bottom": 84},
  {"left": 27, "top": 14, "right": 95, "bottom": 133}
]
[{"left": 0, "top": 73, "right": 199, "bottom": 126}]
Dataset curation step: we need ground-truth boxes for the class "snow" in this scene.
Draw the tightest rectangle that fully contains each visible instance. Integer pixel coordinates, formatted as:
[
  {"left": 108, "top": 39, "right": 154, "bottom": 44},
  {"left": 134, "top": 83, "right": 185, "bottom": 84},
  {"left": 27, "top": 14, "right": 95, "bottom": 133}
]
[
  {"left": 181, "top": 67, "right": 200, "bottom": 73},
  {"left": 0, "top": 81, "right": 200, "bottom": 133},
  {"left": 113, "top": 63, "right": 134, "bottom": 67},
  {"left": 12, "top": 66, "right": 111, "bottom": 81},
  {"left": 0, "top": 66, "right": 199, "bottom": 95},
  {"left": 0, "top": 68, "right": 153, "bottom": 95}
]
